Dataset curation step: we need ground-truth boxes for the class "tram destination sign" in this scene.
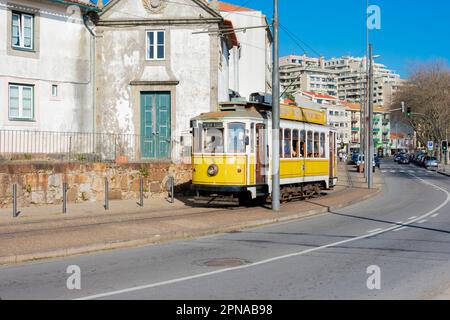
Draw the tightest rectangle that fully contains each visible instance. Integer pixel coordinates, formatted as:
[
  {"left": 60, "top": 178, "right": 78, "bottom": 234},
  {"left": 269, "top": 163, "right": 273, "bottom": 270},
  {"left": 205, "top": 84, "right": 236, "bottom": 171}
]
[{"left": 202, "top": 122, "right": 224, "bottom": 128}]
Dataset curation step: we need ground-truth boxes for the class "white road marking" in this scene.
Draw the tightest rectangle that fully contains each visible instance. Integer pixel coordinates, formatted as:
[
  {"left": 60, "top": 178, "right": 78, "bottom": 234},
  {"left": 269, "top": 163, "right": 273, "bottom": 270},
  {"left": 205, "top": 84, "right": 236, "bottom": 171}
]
[
  {"left": 431, "top": 213, "right": 439, "bottom": 218},
  {"left": 396, "top": 221, "right": 403, "bottom": 224},
  {"left": 74, "top": 173, "right": 450, "bottom": 300},
  {"left": 390, "top": 170, "right": 396, "bottom": 173},
  {"left": 418, "top": 219, "right": 427, "bottom": 224},
  {"left": 381, "top": 170, "right": 387, "bottom": 173},
  {"left": 408, "top": 216, "right": 417, "bottom": 220},
  {"left": 394, "top": 227, "right": 408, "bottom": 232},
  {"left": 368, "top": 228, "right": 383, "bottom": 233}
]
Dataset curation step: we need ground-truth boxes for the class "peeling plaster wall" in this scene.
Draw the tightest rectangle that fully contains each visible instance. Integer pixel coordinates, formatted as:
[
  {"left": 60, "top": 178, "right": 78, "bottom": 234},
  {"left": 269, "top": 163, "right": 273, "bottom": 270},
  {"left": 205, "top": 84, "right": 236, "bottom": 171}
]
[
  {"left": 0, "top": 0, "right": 93, "bottom": 132},
  {"left": 95, "top": 25, "right": 216, "bottom": 162}
]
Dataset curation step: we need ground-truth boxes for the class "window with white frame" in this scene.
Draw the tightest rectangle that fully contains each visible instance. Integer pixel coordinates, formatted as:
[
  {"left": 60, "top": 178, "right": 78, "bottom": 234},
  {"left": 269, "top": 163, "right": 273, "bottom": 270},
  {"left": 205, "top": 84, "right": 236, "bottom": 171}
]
[
  {"left": 12, "top": 12, "right": 34, "bottom": 50},
  {"left": 52, "top": 84, "right": 58, "bottom": 97},
  {"left": 146, "top": 31, "right": 165, "bottom": 60},
  {"left": 9, "top": 84, "right": 34, "bottom": 120}
]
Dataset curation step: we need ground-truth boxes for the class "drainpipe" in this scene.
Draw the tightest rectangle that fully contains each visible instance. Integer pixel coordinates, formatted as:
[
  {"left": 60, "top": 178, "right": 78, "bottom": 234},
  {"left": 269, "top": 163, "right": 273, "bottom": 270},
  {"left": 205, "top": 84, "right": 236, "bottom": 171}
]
[{"left": 83, "top": 14, "right": 96, "bottom": 135}]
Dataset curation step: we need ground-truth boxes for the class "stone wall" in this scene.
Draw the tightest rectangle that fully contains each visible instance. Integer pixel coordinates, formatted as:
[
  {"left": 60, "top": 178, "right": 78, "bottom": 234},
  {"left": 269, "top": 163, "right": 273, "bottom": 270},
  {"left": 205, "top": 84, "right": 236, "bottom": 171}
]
[{"left": 0, "top": 162, "right": 192, "bottom": 208}]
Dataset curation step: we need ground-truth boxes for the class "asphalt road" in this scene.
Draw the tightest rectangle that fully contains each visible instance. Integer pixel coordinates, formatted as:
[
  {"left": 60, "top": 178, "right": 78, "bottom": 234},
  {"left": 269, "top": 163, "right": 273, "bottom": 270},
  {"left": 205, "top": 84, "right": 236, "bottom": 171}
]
[{"left": 1, "top": 160, "right": 449, "bottom": 300}]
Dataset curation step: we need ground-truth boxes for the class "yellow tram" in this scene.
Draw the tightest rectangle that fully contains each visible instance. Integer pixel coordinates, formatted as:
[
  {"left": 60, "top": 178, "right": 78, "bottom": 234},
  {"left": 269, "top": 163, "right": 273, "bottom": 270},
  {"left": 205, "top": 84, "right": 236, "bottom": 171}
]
[{"left": 190, "top": 100, "right": 338, "bottom": 204}]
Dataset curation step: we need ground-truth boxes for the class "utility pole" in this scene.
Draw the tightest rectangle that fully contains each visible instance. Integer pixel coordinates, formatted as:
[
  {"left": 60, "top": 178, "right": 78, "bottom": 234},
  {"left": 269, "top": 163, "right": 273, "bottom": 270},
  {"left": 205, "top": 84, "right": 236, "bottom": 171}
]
[
  {"left": 271, "top": 0, "right": 280, "bottom": 211},
  {"left": 368, "top": 44, "right": 374, "bottom": 189},
  {"left": 364, "top": 0, "right": 369, "bottom": 181},
  {"left": 359, "top": 63, "right": 365, "bottom": 166}
]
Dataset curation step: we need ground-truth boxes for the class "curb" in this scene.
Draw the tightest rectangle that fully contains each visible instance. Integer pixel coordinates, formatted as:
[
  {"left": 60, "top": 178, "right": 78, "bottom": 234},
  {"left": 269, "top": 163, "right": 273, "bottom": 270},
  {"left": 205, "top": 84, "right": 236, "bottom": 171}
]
[
  {"left": 438, "top": 171, "right": 450, "bottom": 177},
  {"left": 0, "top": 187, "right": 382, "bottom": 266}
]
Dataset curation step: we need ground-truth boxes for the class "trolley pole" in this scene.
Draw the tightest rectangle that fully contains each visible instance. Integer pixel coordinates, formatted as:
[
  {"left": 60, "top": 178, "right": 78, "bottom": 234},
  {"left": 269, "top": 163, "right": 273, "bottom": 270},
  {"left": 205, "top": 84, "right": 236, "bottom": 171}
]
[
  {"left": 368, "top": 44, "right": 374, "bottom": 189},
  {"left": 271, "top": 0, "right": 280, "bottom": 211}
]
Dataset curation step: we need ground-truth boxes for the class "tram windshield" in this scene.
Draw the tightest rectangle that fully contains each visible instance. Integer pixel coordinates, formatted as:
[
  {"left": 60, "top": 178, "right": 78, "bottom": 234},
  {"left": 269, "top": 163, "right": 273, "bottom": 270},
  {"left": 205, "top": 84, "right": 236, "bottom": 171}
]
[
  {"left": 203, "top": 127, "right": 224, "bottom": 154},
  {"left": 227, "top": 122, "right": 246, "bottom": 153}
]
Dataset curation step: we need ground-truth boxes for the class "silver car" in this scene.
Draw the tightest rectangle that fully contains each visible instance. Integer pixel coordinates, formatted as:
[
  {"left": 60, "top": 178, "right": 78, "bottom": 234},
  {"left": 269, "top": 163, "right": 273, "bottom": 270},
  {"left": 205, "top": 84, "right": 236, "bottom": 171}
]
[{"left": 424, "top": 156, "right": 438, "bottom": 169}]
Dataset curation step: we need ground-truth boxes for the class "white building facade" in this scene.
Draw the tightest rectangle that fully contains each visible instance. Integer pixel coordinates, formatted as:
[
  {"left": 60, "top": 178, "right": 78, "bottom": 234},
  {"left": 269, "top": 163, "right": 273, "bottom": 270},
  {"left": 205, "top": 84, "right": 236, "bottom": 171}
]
[
  {"left": 212, "top": 1, "right": 272, "bottom": 101},
  {"left": 0, "top": 0, "right": 97, "bottom": 132}
]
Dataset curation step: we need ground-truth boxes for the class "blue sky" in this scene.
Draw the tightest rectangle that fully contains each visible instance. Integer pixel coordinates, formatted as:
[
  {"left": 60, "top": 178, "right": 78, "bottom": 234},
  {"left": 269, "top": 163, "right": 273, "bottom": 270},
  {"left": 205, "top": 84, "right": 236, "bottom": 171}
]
[{"left": 93, "top": 0, "right": 450, "bottom": 78}]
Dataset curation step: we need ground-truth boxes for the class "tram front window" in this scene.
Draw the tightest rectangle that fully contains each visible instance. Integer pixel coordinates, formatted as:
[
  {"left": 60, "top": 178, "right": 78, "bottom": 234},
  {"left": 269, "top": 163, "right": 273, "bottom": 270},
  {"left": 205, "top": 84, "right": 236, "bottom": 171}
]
[
  {"left": 203, "top": 128, "right": 224, "bottom": 154},
  {"left": 227, "top": 122, "right": 246, "bottom": 153}
]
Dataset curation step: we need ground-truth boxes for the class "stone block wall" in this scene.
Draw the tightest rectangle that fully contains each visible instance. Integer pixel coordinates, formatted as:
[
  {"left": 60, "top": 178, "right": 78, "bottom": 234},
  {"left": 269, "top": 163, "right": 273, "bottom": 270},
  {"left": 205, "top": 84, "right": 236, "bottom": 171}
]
[{"left": 0, "top": 162, "right": 192, "bottom": 208}]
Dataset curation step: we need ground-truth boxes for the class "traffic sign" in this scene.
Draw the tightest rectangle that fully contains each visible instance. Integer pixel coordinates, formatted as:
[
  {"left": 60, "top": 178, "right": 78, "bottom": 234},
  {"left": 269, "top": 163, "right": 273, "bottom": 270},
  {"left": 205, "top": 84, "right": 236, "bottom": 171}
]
[{"left": 427, "top": 141, "right": 434, "bottom": 151}]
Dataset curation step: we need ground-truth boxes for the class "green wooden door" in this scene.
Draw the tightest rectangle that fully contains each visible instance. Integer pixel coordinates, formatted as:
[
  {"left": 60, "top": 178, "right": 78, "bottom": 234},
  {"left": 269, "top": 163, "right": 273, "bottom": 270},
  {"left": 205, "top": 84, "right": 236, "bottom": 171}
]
[{"left": 141, "top": 92, "right": 171, "bottom": 159}]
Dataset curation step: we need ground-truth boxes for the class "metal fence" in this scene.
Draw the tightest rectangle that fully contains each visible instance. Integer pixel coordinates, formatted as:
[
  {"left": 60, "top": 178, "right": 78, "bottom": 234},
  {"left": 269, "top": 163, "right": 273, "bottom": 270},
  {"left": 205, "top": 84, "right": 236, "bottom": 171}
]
[{"left": 0, "top": 129, "right": 142, "bottom": 162}]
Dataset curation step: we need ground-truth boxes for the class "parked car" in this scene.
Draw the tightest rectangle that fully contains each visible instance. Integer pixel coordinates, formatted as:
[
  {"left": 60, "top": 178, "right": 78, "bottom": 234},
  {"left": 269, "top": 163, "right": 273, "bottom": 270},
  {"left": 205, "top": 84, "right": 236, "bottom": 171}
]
[
  {"left": 415, "top": 154, "right": 425, "bottom": 166},
  {"left": 393, "top": 153, "right": 405, "bottom": 162},
  {"left": 351, "top": 153, "right": 360, "bottom": 164},
  {"left": 423, "top": 156, "right": 438, "bottom": 169},
  {"left": 398, "top": 154, "right": 410, "bottom": 164},
  {"left": 355, "top": 154, "right": 377, "bottom": 168}
]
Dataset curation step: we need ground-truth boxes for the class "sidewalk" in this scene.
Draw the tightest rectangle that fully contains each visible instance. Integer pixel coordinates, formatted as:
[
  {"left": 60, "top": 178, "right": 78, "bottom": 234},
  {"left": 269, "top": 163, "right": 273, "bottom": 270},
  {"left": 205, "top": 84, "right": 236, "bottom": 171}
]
[
  {"left": 437, "top": 164, "right": 450, "bottom": 177},
  {"left": 0, "top": 163, "right": 383, "bottom": 265}
]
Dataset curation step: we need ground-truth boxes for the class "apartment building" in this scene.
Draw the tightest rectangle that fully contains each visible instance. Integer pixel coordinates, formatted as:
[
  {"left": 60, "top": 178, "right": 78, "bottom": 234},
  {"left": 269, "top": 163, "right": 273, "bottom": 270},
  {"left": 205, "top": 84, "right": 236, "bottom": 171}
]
[
  {"left": 343, "top": 102, "right": 392, "bottom": 156},
  {"left": 342, "top": 102, "right": 362, "bottom": 153},
  {"left": 280, "top": 54, "right": 402, "bottom": 106},
  {"left": 280, "top": 55, "right": 338, "bottom": 97},
  {"left": 325, "top": 56, "right": 402, "bottom": 106}
]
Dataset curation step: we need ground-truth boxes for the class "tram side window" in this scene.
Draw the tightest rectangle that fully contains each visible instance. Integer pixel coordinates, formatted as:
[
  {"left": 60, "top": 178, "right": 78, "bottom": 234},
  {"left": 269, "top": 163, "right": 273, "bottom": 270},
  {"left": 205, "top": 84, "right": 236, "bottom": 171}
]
[
  {"left": 320, "top": 132, "right": 326, "bottom": 158},
  {"left": 307, "top": 131, "right": 313, "bottom": 158},
  {"left": 279, "top": 129, "right": 283, "bottom": 158},
  {"left": 284, "top": 129, "right": 291, "bottom": 158},
  {"left": 227, "top": 122, "right": 246, "bottom": 153},
  {"left": 300, "top": 130, "right": 306, "bottom": 157},
  {"left": 193, "top": 127, "right": 202, "bottom": 153},
  {"left": 314, "top": 132, "right": 320, "bottom": 158},
  {"left": 292, "top": 129, "right": 299, "bottom": 158},
  {"left": 204, "top": 127, "right": 224, "bottom": 154}
]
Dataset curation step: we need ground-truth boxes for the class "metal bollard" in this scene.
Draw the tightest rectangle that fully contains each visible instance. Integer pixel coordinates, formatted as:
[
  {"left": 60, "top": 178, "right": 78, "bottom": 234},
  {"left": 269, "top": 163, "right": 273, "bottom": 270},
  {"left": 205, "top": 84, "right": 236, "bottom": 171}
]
[
  {"left": 104, "top": 177, "right": 109, "bottom": 210},
  {"left": 62, "top": 182, "right": 68, "bottom": 214},
  {"left": 137, "top": 176, "right": 144, "bottom": 207},
  {"left": 170, "top": 176, "right": 174, "bottom": 204},
  {"left": 12, "top": 184, "right": 20, "bottom": 218}
]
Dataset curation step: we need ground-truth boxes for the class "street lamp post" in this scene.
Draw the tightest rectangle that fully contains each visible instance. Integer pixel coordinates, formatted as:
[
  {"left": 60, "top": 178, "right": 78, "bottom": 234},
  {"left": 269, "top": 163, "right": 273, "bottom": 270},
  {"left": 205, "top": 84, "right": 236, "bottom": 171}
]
[
  {"left": 368, "top": 44, "right": 374, "bottom": 189},
  {"left": 272, "top": 0, "right": 280, "bottom": 211}
]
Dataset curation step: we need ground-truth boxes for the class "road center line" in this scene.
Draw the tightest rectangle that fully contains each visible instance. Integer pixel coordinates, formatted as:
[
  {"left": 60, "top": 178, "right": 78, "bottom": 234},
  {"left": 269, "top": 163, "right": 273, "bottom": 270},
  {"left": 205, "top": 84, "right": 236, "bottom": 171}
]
[
  {"left": 368, "top": 228, "right": 383, "bottom": 233},
  {"left": 75, "top": 174, "right": 450, "bottom": 300},
  {"left": 408, "top": 216, "right": 417, "bottom": 220}
]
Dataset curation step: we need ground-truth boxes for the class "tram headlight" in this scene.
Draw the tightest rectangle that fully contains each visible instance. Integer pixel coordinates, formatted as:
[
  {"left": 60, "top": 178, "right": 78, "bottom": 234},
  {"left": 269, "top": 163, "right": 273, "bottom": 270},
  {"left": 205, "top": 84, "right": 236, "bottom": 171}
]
[{"left": 207, "top": 164, "right": 219, "bottom": 177}]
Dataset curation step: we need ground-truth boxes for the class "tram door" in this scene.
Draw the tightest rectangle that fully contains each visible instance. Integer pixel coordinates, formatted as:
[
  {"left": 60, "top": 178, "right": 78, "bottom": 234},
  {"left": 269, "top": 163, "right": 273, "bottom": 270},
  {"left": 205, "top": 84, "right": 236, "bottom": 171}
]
[
  {"left": 329, "top": 131, "right": 336, "bottom": 179},
  {"left": 256, "top": 124, "right": 266, "bottom": 184}
]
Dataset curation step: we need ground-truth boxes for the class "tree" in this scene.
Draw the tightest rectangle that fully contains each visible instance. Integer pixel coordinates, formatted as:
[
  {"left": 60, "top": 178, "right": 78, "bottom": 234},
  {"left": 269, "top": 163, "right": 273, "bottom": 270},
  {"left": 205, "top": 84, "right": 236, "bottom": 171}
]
[{"left": 392, "top": 61, "right": 450, "bottom": 151}]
